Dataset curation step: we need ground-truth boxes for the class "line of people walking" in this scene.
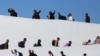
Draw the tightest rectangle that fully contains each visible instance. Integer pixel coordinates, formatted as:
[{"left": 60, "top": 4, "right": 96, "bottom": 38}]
[{"left": 8, "top": 8, "right": 90, "bottom": 23}]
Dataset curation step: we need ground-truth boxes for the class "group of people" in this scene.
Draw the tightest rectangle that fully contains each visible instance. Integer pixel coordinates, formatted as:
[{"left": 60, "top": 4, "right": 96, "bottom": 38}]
[
  {"left": 0, "top": 36, "right": 100, "bottom": 50},
  {"left": 17, "top": 37, "right": 72, "bottom": 48},
  {"left": 11, "top": 49, "right": 66, "bottom": 56},
  {"left": 82, "top": 36, "right": 100, "bottom": 45},
  {"left": 11, "top": 49, "right": 87, "bottom": 56},
  {"left": 11, "top": 49, "right": 37, "bottom": 56},
  {"left": 8, "top": 8, "right": 90, "bottom": 23}
]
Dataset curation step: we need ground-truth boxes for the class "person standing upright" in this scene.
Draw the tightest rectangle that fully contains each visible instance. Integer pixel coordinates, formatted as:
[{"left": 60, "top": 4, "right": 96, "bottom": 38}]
[{"left": 85, "top": 13, "right": 90, "bottom": 23}]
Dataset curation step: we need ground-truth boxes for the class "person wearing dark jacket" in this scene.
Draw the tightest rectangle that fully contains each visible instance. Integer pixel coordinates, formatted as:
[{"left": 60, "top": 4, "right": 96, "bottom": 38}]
[
  {"left": 32, "top": 10, "right": 41, "bottom": 19},
  {"left": 8, "top": 8, "right": 17, "bottom": 17},
  {"left": 58, "top": 12, "right": 67, "bottom": 20},
  {"left": 29, "top": 50, "right": 37, "bottom": 56},
  {"left": 85, "top": 13, "right": 90, "bottom": 23},
  {"left": 34, "top": 39, "right": 42, "bottom": 47},
  {"left": 0, "top": 39, "right": 9, "bottom": 50},
  {"left": 47, "top": 10, "right": 55, "bottom": 19},
  {"left": 18, "top": 38, "right": 27, "bottom": 48}
]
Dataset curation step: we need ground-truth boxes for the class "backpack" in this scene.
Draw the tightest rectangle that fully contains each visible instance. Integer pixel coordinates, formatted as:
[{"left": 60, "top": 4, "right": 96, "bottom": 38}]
[
  {"left": 52, "top": 40, "right": 55, "bottom": 46},
  {"left": 19, "top": 52, "right": 23, "bottom": 56}
]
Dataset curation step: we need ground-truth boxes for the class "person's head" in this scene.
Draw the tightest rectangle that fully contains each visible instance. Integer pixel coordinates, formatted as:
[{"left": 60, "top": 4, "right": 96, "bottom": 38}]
[
  {"left": 38, "top": 39, "right": 41, "bottom": 43},
  {"left": 69, "top": 41, "right": 72, "bottom": 43},
  {"left": 8, "top": 8, "right": 12, "bottom": 13},
  {"left": 57, "top": 37, "right": 60, "bottom": 41},
  {"left": 6, "top": 39, "right": 9, "bottom": 43},
  {"left": 83, "top": 53, "right": 87, "bottom": 56},
  {"left": 34, "top": 10, "right": 37, "bottom": 12},
  {"left": 96, "top": 36, "right": 100, "bottom": 39},
  {"left": 8, "top": 8, "right": 15, "bottom": 13},
  {"left": 88, "top": 39, "right": 91, "bottom": 43},
  {"left": 48, "top": 51, "right": 52, "bottom": 54},
  {"left": 49, "top": 11, "right": 52, "bottom": 15},
  {"left": 60, "top": 51, "right": 63, "bottom": 54},
  {"left": 68, "top": 13, "right": 72, "bottom": 17},
  {"left": 23, "top": 38, "right": 27, "bottom": 42},
  {"left": 85, "top": 13, "right": 88, "bottom": 17}
]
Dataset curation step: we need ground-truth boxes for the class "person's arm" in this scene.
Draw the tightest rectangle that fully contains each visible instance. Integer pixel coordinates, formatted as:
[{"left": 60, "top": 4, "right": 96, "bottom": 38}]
[
  {"left": 38, "top": 10, "right": 41, "bottom": 14},
  {"left": 11, "top": 50, "right": 15, "bottom": 54},
  {"left": 53, "top": 10, "right": 55, "bottom": 15}
]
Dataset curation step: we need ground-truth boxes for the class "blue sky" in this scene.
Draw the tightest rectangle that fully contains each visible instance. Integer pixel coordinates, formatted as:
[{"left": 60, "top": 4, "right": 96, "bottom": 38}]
[{"left": 0, "top": 0, "right": 100, "bottom": 24}]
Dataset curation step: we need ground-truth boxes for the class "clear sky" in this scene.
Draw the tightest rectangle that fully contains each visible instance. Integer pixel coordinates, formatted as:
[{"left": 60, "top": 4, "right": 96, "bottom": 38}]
[{"left": 0, "top": 0, "right": 100, "bottom": 24}]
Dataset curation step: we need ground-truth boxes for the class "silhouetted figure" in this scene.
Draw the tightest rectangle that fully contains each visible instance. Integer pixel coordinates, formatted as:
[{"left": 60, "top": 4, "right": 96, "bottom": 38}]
[
  {"left": 0, "top": 39, "right": 9, "bottom": 50},
  {"left": 64, "top": 41, "right": 72, "bottom": 47},
  {"left": 68, "top": 13, "right": 74, "bottom": 21},
  {"left": 8, "top": 8, "right": 17, "bottom": 17},
  {"left": 48, "top": 51, "right": 54, "bottom": 56},
  {"left": 29, "top": 50, "right": 33, "bottom": 56},
  {"left": 47, "top": 10, "right": 55, "bottom": 19},
  {"left": 32, "top": 10, "right": 41, "bottom": 19},
  {"left": 82, "top": 39, "right": 93, "bottom": 45},
  {"left": 18, "top": 38, "right": 27, "bottom": 48},
  {"left": 34, "top": 39, "right": 42, "bottom": 47},
  {"left": 95, "top": 36, "right": 100, "bottom": 44},
  {"left": 58, "top": 12, "right": 67, "bottom": 20},
  {"left": 83, "top": 53, "right": 87, "bottom": 56},
  {"left": 85, "top": 13, "right": 90, "bottom": 23},
  {"left": 52, "top": 37, "right": 60, "bottom": 47},
  {"left": 29, "top": 50, "right": 37, "bottom": 56},
  {"left": 60, "top": 51, "right": 66, "bottom": 56},
  {"left": 11, "top": 49, "right": 23, "bottom": 56}
]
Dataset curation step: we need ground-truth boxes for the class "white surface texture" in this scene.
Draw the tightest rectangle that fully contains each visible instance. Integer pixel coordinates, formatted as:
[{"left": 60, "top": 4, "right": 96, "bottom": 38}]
[{"left": 0, "top": 15, "right": 100, "bottom": 56}]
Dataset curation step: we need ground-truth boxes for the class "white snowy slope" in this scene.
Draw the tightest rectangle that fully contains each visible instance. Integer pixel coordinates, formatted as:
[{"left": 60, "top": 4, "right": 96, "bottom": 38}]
[{"left": 0, "top": 15, "right": 100, "bottom": 56}]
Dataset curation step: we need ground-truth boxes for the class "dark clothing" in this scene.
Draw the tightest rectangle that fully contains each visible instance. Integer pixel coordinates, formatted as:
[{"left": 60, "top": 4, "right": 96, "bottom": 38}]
[
  {"left": 85, "top": 13, "right": 90, "bottom": 23},
  {"left": 29, "top": 53, "right": 37, "bottom": 56},
  {"left": 58, "top": 15, "right": 67, "bottom": 20},
  {"left": 32, "top": 11, "right": 41, "bottom": 19},
  {"left": 49, "top": 11, "right": 55, "bottom": 19},
  {"left": 19, "top": 52, "right": 23, "bottom": 56},
  {"left": 50, "top": 14, "right": 55, "bottom": 19},
  {"left": 52, "top": 40, "right": 55, "bottom": 46},
  {"left": 67, "top": 43, "right": 71, "bottom": 46},
  {"left": 37, "top": 43, "right": 41, "bottom": 46},
  {"left": 18, "top": 41, "right": 25, "bottom": 48},
  {"left": 0, "top": 44, "right": 5, "bottom": 49},
  {"left": 85, "top": 16, "right": 90, "bottom": 23},
  {"left": 10, "top": 11, "right": 17, "bottom": 17},
  {"left": 8, "top": 9, "right": 17, "bottom": 17},
  {"left": 34, "top": 43, "right": 41, "bottom": 47},
  {"left": 0, "top": 43, "right": 8, "bottom": 50}
]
